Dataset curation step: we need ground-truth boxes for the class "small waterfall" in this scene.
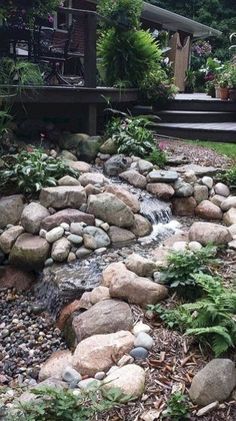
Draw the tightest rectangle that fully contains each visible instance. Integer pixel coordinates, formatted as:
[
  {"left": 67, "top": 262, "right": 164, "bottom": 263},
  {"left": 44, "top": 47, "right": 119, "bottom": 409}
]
[{"left": 140, "top": 197, "right": 172, "bottom": 225}]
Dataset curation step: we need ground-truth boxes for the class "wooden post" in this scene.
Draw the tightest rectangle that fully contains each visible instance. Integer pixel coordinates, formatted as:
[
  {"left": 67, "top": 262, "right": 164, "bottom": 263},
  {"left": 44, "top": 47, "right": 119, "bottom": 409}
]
[
  {"left": 87, "top": 103, "right": 97, "bottom": 135},
  {"left": 84, "top": 13, "right": 97, "bottom": 88}
]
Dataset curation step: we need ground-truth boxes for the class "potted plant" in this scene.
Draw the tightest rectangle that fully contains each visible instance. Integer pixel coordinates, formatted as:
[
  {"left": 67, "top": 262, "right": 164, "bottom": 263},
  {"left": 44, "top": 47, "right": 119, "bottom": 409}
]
[
  {"left": 184, "top": 69, "right": 196, "bottom": 93},
  {"left": 218, "top": 73, "right": 229, "bottom": 100},
  {"left": 228, "top": 65, "right": 236, "bottom": 101}
]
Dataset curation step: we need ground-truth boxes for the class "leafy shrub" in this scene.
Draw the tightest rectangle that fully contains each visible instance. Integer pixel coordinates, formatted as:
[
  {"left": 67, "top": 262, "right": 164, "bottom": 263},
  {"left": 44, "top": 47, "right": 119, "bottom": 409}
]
[
  {"left": 139, "top": 68, "right": 177, "bottom": 107},
  {"left": 221, "top": 166, "right": 236, "bottom": 186},
  {"left": 146, "top": 147, "right": 167, "bottom": 168},
  {"left": 8, "top": 385, "right": 130, "bottom": 421},
  {"left": 98, "top": 0, "right": 142, "bottom": 30},
  {"left": 162, "top": 392, "right": 190, "bottom": 420},
  {"left": 98, "top": 28, "right": 162, "bottom": 87},
  {"left": 0, "top": 148, "right": 78, "bottom": 195},
  {"left": 159, "top": 246, "right": 218, "bottom": 300}
]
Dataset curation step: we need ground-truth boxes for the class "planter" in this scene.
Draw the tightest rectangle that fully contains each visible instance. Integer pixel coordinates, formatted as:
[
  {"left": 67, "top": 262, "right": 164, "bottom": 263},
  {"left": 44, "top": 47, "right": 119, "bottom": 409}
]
[
  {"left": 219, "top": 87, "right": 229, "bottom": 101},
  {"left": 229, "top": 88, "right": 236, "bottom": 101},
  {"left": 215, "top": 86, "right": 221, "bottom": 98}
]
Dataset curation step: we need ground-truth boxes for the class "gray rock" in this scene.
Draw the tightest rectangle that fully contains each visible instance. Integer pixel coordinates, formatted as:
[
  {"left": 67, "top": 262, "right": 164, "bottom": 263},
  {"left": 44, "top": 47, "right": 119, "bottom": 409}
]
[
  {"left": 130, "top": 347, "right": 148, "bottom": 360},
  {"left": 202, "top": 176, "right": 213, "bottom": 189},
  {"left": 79, "top": 378, "right": 101, "bottom": 390},
  {"left": 68, "top": 234, "right": 83, "bottom": 246},
  {"left": 44, "top": 258, "right": 54, "bottom": 267},
  {"left": 147, "top": 170, "right": 178, "bottom": 183},
  {"left": 194, "top": 185, "right": 209, "bottom": 204},
  {"left": 120, "top": 169, "right": 147, "bottom": 189},
  {"left": 9, "top": 234, "right": 50, "bottom": 269},
  {"left": 174, "top": 179, "right": 193, "bottom": 197},
  {"left": 108, "top": 226, "right": 135, "bottom": 247},
  {"left": 51, "top": 238, "right": 71, "bottom": 262},
  {"left": 46, "top": 227, "right": 64, "bottom": 243},
  {"left": 221, "top": 196, "right": 236, "bottom": 212},
  {"left": 57, "top": 175, "right": 81, "bottom": 186},
  {"left": 94, "top": 371, "right": 106, "bottom": 380},
  {"left": 60, "top": 150, "right": 77, "bottom": 161},
  {"left": 62, "top": 366, "right": 82, "bottom": 386},
  {"left": 83, "top": 226, "right": 110, "bottom": 249},
  {"left": 134, "top": 332, "right": 154, "bottom": 350},
  {"left": 76, "top": 247, "right": 92, "bottom": 259},
  {"left": 214, "top": 182, "right": 230, "bottom": 197},
  {"left": 60, "top": 222, "right": 70, "bottom": 231},
  {"left": 40, "top": 186, "right": 86, "bottom": 210},
  {"left": 0, "top": 225, "right": 24, "bottom": 254},
  {"left": 0, "top": 195, "right": 24, "bottom": 229},
  {"left": 189, "top": 359, "right": 236, "bottom": 406},
  {"left": 100, "top": 137, "right": 117, "bottom": 155},
  {"left": 137, "top": 159, "right": 153, "bottom": 174},
  {"left": 104, "top": 154, "right": 130, "bottom": 176},
  {"left": 70, "top": 222, "right": 84, "bottom": 236},
  {"left": 21, "top": 202, "right": 50, "bottom": 234}
]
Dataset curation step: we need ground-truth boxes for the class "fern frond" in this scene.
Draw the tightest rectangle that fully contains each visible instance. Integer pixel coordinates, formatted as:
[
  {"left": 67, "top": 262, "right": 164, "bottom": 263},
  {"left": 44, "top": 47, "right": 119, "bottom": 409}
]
[{"left": 185, "top": 326, "right": 233, "bottom": 356}]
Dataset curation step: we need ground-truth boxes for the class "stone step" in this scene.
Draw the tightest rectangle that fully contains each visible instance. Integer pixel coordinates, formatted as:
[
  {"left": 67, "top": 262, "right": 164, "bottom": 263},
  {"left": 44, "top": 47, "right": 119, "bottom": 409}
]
[
  {"left": 156, "top": 110, "right": 236, "bottom": 123},
  {"left": 154, "top": 122, "right": 236, "bottom": 142},
  {"left": 168, "top": 98, "right": 236, "bottom": 112}
]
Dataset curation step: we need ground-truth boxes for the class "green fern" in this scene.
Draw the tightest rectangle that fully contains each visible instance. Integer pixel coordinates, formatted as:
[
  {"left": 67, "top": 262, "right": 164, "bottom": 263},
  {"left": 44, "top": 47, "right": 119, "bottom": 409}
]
[{"left": 185, "top": 326, "right": 234, "bottom": 356}]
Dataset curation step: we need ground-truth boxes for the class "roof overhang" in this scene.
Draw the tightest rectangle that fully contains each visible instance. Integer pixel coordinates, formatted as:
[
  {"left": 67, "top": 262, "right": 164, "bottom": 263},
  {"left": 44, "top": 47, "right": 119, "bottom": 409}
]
[{"left": 142, "top": 3, "right": 222, "bottom": 38}]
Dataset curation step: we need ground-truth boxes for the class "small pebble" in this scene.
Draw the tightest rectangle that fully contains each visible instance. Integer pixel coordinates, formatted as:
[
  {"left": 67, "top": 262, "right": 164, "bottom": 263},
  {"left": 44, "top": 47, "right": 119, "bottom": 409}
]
[
  {"left": 130, "top": 347, "right": 149, "bottom": 360},
  {"left": 134, "top": 332, "right": 154, "bottom": 350},
  {"left": 94, "top": 371, "right": 106, "bottom": 380},
  {"left": 132, "top": 321, "right": 151, "bottom": 336}
]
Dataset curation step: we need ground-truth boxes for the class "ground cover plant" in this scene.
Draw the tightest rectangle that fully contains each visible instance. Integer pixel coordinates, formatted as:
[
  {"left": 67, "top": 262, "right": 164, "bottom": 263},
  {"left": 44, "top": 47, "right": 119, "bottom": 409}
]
[
  {"left": 161, "top": 391, "right": 190, "bottom": 420},
  {"left": 0, "top": 148, "right": 79, "bottom": 195}
]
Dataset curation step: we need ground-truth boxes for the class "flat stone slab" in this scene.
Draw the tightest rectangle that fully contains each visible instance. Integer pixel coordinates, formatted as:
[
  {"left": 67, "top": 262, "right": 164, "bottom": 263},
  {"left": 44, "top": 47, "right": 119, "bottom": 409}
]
[
  {"left": 171, "top": 164, "right": 218, "bottom": 176},
  {"left": 147, "top": 170, "right": 178, "bottom": 183}
]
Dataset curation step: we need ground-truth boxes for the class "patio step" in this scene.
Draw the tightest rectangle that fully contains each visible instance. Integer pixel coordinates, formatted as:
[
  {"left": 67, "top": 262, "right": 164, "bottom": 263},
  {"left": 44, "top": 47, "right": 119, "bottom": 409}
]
[
  {"left": 154, "top": 122, "right": 236, "bottom": 143},
  {"left": 156, "top": 110, "right": 236, "bottom": 124},
  {"left": 168, "top": 98, "right": 236, "bottom": 112}
]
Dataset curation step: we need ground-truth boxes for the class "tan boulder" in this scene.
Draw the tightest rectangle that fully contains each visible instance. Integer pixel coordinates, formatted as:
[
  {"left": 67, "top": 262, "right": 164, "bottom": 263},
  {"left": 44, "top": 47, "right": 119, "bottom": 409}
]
[
  {"left": 9, "top": 234, "right": 50, "bottom": 269},
  {"left": 41, "top": 209, "right": 95, "bottom": 231},
  {"left": 0, "top": 225, "right": 24, "bottom": 254},
  {"left": 72, "top": 331, "right": 134, "bottom": 376},
  {"left": 102, "top": 262, "right": 134, "bottom": 288},
  {"left": 221, "top": 196, "right": 236, "bottom": 212},
  {"left": 189, "top": 222, "right": 232, "bottom": 245},
  {"left": 172, "top": 197, "right": 197, "bottom": 216},
  {"left": 195, "top": 200, "right": 223, "bottom": 221},
  {"left": 38, "top": 350, "right": 73, "bottom": 381},
  {"left": 119, "top": 170, "right": 147, "bottom": 189},
  {"left": 223, "top": 208, "right": 236, "bottom": 226},
  {"left": 66, "top": 160, "right": 91, "bottom": 173},
  {"left": 102, "top": 364, "right": 145, "bottom": 399},
  {"left": 0, "top": 266, "right": 35, "bottom": 291},
  {"left": 21, "top": 202, "right": 50, "bottom": 234},
  {"left": 108, "top": 226, "right": 135, "bottom": 246},
  {"left": 40, "top": 186, "right": 86, "bottom": 209},
  {"left": 0, "top": 194, "right": 24, "bottom": 229},
  {"left": 125, "top": 253, "right": 156, "bottom": 277},
  {"left": 79, "top": 172, "right": 109, "bottom": 187},
  {"left": 104, "top": 185, "right": 140, "bottom": 213},
  {"left": 146, "top": 183, "right": 174, "bottom": 200},
  {"left": 210, "top": 194, "right": 226, "bottom": 207},
  {"left": 130, "top": 214, "right": 152, "bottom": 237},
  {"left": 90, "top": 286, "right": 110, "bottom": 305}
]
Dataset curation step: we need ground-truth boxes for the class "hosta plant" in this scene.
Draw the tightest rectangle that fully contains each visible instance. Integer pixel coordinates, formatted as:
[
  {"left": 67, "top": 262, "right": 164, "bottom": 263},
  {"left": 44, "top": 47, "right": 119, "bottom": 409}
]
[{"left": 0, "top": 148, "right": 78, "bottom": 195}]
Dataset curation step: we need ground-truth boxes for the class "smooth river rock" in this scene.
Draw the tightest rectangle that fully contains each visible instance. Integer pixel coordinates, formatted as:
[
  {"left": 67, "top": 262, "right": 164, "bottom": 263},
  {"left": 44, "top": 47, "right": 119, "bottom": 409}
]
[
  {"left": 195, "top": 200, "right": 223, "bottom": 221},
  {"left": 21, "top": 202, "right": 50, "bottom": 234},
  {"left": 119, "top": 169, "right": 147, "bottom": 189},
  {"left": 146, "top": 183, "right": 174, "bottom": 200},
  {"left": 189, "top": 222, "right": 232, "bottom": 245},
  {"left": 102, "top": 364, "right": 145, "bottom": 399},
  {"left": 9, "top": 233, "right": 50, "bottom": 269},
  {"left": 39, "top": 350, "right": 73, "bottom": 381}
]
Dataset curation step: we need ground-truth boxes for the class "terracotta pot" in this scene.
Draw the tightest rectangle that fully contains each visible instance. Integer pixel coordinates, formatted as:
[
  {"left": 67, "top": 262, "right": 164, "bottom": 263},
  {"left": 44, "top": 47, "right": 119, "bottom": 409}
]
[
  {"left": 229, "top": 88, "right": 236, "bottom": 102},
  {"left": 219, "top": 87, "right": 229, "bottom": 101},
  {"left": 215, "top": 86, "right": 221, "bottom": 98}
]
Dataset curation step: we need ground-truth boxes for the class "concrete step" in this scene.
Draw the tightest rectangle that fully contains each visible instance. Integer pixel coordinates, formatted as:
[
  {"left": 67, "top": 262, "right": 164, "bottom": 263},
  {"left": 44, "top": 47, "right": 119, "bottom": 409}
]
[
  {"left": 156, "top": 110, "right": 236, "bottom": 124},
  {"left": 168, "top": 98, "right": 236, "bottom": 112},
  {"left": 155, "top": 122, "right": 236, "bottom": 143}
]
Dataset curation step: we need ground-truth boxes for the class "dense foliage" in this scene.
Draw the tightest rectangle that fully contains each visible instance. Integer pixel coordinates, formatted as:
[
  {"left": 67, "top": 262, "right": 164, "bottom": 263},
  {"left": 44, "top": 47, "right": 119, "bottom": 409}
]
[
  {"left": 0, "top": 0, "right": 61, "bottom": 19},
  {"left": 0, "top": 149, "right": 78, "bottom": 195},
  {"left": 149, "top": 0, "right": 236, "bottom": 61}
]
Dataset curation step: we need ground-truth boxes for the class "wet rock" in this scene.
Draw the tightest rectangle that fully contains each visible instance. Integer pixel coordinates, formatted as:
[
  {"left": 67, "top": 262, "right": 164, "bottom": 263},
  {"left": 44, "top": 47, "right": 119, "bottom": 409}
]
[
  {"left": 147, "top": 170, "right": 178, "bottom": 183},
  {"left": 102, "top": 364, "right": 145, "bottom": 398},
  {"left": 189, "top": 222, "right": 232, "bottom": 245},
  {"left": 130, "top": 347, "right": 149, "bottom": 360},
  {"left": 40, "top": 186, "right": 86, "bottom": 210},
  {"left": 21, "top": 202, "right": 50, "bottom": 234},
  {"left": 79, "top": 172, "right": 109, "bottom": 187},
  {"left": 51, "top": 238, "right": 71, "bottom": 262},
  {"left": 131, "top": 214, "right": 152, "bottom": 237},
  {"left": 189, "top": 359, "right": 236, "bottom": 406},
  {"left": 58, "top": 175, "right": 81, "bottom": 186},
  {"left": 100, "top": 137, "right": 117, "bottom": 155},
  {"left": 120, "top": 170, "right": 147, "bottom": 189},
  {"left": 214, "top": 182, "right": 230, "bottom": 197},
  {"left": 194, "top": 185, "right": 209, "bottom": 204},
  {"left": 9, "top": 234, "right": 50, "bottom": 269},
  {"left": 104, "top": 154, "right": 130, "bottom": 176},
  {"left": 104, "top": 185, "right": 140, "bottom": 213},
  {"left": 108, "top": 226, "right": 135, "bottom": 247},
  {"left": 202, "top": 176, "right": 213, "bottom": 189},
  {"left": 172, "top": 197, "right": 197, "bottom": 216},
  {"left": 223, "top": 208, "right": 236, "bottom": 226},
  {"left": 0, "top": 266, "right": 35, "bottom": 291},
  {"left": 0, "top": 226, "right": 24, "bottom": 254},
  {"left": 125, "top": 253, "right": 156, "bottom": 277},
  {"left": 137, "top": 159, "right": 153, "bottom": 174},
  {"left": 195, "top": 200, "right": 223, "bottom": 221},
  {"left": 72, "top": 300, "right": 133, "bottom": 344},
  {"left": 87, "top": 193, "right": 134, "bottom": 228},
  {"left": 174, "top": 179, "right": 193, "bottom": 197},
  {"left": 0, "top": 195, "right": 24, "bottom": 229},
  {"left": 41, "top": 209, "right": 95, "bottom": 230},
  {"left": 146, "top": 183, "right": 174, "bottom": 200},
  {"left": 83, "top": 226, "right": 110, "bottom": 249},
  {"left": 72, "top": 331, "right": 134, "bottom": 376},
  {"left": 46, "top": 227, "right": 64, "bottom": 243},
  {"left": 134, "top": 332, "right": 154, "bottom": 350},
  {"left": 221, "top": 196, "right": 236, "bottom": 212},
  {"left": 90, "top": 286, "right": 110, "bottom": 305},
  {"left": 39, "top": 350, "right": 73, "bottom": 381}
]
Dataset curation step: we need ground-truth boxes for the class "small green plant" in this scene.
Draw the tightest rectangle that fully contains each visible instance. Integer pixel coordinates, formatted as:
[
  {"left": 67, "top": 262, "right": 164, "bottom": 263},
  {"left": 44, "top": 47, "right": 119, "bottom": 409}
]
[
  {"left": 0, "top": 148, "right": 78, "bottom": 195},
  {"left": 221, "top": 166, "right": 236, "bottom": 185},
  {"left": 162, "top": 392, "right": 190, "bottom": 420},
  {"left": 8, "top": 385, "right": 130, "bottom": 421},
  {"left": 146, "top": 147, "right": 167, "bottom": 168},
  {"left": 158, "top": 245, "right": 218, "bottom": 300}
]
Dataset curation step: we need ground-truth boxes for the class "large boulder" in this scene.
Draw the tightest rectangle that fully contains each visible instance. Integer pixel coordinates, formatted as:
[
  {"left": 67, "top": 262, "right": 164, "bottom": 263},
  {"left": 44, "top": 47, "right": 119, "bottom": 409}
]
[
  {"left": 103, "top": 262, "right": 168, "bottom": 307},
  {"left": 72, "top": 331, "right": 134, "bottom": 377},
  {"left": 221, "top": 196, "right": 236, "bottom": 212},
  {"left": 146, "top": 183, "right": 174, "bottom": 200},
  {"left": 104, "top": 185, "right": 140, "bottom": 213},
  {"left": 108, "top": 226, "right": 135, "bottom": 247},
  {"left": 194, "top": 185, "right": 209, "bottom": 204},
  {"left": 87, "top": 193, "right": 134, "bottom": 228},
  {"left": 137, "top": 159, "right": 153, "bottom": 174},
  {"left": 214, "top": 182, "right": 230, "bottom": 197},
  {"left": 57, "top": 175, "right": 81, "bottom": 186},
  {"left": 189, "top": 359, "right": 236, "bottom": 406},
  {"left": 0, "top": 195, "right": 24, "bottom": 228},
  {"left": 79, "top": 172, "right": 109, "bottom": 187},
  {"left": 102, "top": 364, "right": 145, "bottom": 399},
  {"left": 120, "top": 170, "right": 147, "bottom": 189},
  {"left": 104, "top": 155, "right": 130, "bottom": 176},
  {"left": 195, "top": 200, "right": 223, "bottom": 221},
  {"left": 9, "top": 233, "right": 50, "bottom": 269},
  {"left": 125, "top": 253, "right": 156, "bottom": 277},
  {"left": 223, "top": 208, "right": 236, "bottom": 226},
  {"left": 65, "top": 160, "right": 91, "bottom": 173},
  {"left": 130, "top": 214, "right": 152, "bottom": 237},
  {"left": 174, "top": 179, "right": 193, "bottom": 197},
  {"left": 21, "top": 202, "right": 50, "bottom": 234},
  {"left": 71, "top": 299, "right": 133, "bottom": 344},
  {"left": 172, "top": 197, "right": 197, "bottom": 216},
  {"left": 100, "top": 137, "right": 117, "bottom": 155},
  {"left": 83, "top": 226, "right": 110, "bottom": 249},
  {"left": 189, "top": 222, "right": 232, "bottom": 245},
  {"left": 40, "top": 186, "right": 86, "bottom": 209},
  {"left": 39, "top": 350, "right": 73, "bottom": 381},
  {"left": 147, "top": 170, "right": 178, "bottom": 183},
  {"left": 41, "top": 209, "right": 95, "bottom": 231},
  {"left": 0, "top": 226, "right": 24, "bottom": 254}
]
